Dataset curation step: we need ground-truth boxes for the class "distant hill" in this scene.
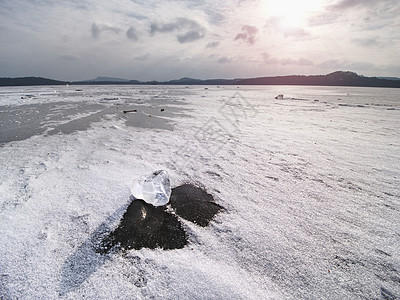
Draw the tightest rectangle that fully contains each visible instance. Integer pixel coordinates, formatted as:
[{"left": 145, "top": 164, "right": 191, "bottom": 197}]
[
  {"left": 84, "top": 76, "right": 130, "bottom": 82},
  {"left": 167, "top": 77, "right": 204, "bottom": 84},
  {"left": 377, "top": 76, "right": 400, "bottom": 81},
  {"left": 73, "top": 76, "right": 136, "bottom": 85},
  {"left": 235, "top": 71, "right": 400, "bottom": 88},
  {"left": 158, "top": 71, "right": 400, "bottom": 87},
  {"left": 0, "top": 77, "right": 67, "bottom": 86},
  {"left": 165, "top": 77, "right": 240, "bottom": 85},
  {"left": 1, "top": 72, "right": 400, "bottom": 87}
]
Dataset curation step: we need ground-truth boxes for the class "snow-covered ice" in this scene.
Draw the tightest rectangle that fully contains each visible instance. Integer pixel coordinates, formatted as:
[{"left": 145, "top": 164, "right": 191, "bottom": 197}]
[{"left": 0, "top": 85, "right": 399, "bottom": 299}]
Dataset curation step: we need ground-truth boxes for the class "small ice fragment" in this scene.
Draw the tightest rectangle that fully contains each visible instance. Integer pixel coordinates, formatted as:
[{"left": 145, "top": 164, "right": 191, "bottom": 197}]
[{"left": 131, "top": 170, "right": 171, "bottom": 206}]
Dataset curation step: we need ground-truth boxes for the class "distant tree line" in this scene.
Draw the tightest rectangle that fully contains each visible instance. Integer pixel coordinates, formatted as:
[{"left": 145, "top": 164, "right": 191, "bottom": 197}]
[
  {"left": 1, "top": 71, "right": 400, "bottom": 88},
  {"left": 0, "top": 77, "right": 67, "bottom": 86}
]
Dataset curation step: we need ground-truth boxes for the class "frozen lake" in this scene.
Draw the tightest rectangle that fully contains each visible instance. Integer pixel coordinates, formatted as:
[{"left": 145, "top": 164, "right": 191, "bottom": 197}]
[{"left": 0, "top": 85, "right": 399, "bottom": 299}]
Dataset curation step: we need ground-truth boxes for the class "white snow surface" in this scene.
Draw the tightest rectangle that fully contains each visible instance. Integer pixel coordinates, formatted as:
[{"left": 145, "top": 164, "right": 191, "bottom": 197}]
[{"left": 0, "top": 85, "right": 399, "bottom": 299}]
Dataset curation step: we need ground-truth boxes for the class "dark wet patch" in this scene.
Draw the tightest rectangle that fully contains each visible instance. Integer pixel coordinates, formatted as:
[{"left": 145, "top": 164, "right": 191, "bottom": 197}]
[
  {"left": 169, "top": 184, "right": 223, "bottom": 227},
  {"left": 0, "top": 102, "right": 102, "bottom": 143},
  {"left": 59, "top": 183, "right": 223, "bottom": 297},
  {"left": 47, "top": 106, "right": 115, "bottom": 135},
  {"left": 97, "top": 184, "right": 223, "bottom": 253},
  {"left": 0, "top": 97, "right": 188, "bottom": 144},
  {"left": 123, "top": 108, "right": 175, "bottom": 130},
  {"left": 0, "top": 102, "right": 110, "bottom": 143},
  {"left": 99, "top": 200, "right": 188, "bottom": 252}
]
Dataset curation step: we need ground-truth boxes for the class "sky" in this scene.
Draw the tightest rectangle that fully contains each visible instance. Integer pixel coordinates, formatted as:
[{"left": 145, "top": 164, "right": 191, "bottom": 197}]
[{"left": 0, "top": 0, "right": 399, "bottom": 81}]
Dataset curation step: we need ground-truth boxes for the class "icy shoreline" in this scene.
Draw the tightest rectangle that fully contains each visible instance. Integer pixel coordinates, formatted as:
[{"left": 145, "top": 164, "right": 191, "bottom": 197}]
[{"left": 0, "top": 85, "right": 399, "bottom": 299}]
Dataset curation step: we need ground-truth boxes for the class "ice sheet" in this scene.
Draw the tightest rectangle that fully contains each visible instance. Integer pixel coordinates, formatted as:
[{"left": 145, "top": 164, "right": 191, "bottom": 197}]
[{"left": 0, "top": 85, "right": 399, "bottom": 299}]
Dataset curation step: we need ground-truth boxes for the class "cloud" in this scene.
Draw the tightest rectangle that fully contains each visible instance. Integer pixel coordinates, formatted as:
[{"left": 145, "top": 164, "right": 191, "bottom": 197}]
[
  {"left": 178, "top": 30, "right": 204, "bottom": 43},
  {"left": 234, "top": 25, "right": 258, "bottom": 45},
  {"left": 311, "top": 0, "right": 398, "bottom": 27},
  {"left": 206, "top": 41, "right": 219, "bottom": 48},
  {"left": 352, "top": 37, "right": 382, "bottom": 47},
  {"left": 329, "top": 0, "right": 377, "bottom": 11},
  {"left": 150, "top": 18, "right": 205, "bottom": 43},
  {"left": 262, "top": 53, "right": 313, "bottom": 66},
  {"left": 135, "top": 53, "right": 150, "bottom": 61},
  {"left": 125, "top": 12, "right": 148, "bottom": 21},
  {"left": 91, "top": 23, "right": 122, "bottom": 38},
  {"left": 126, "top": 26, "right": 139, "bottom": 41},
  {"left": 265, "top": 17, "right": 309, "bottom": 38},
  {"left": 307, "top": 13, "right": 339, "bottom": 27},
  {"left": 217, "top": 57, "right": 232, "bottom": 64},
  {"left": 1, "top": 0, "right": 399, "bottom": 80},
  {"left": 308, "top": 0, "right": 400, "bottom": 31},
  {"left": 59, "top": 54, "right": 78, "bottom": 61},
  {"left": 319, "top": 59, "right": 343, "bottom": 69},
  {"left": 281, "top": 27, "right": 309, "bottom": 38},
  {"left": 318, "top": 59, "right": 376, "bottom": 74},
  {"left": 281, "top": 58, "right": 313, "bottom": 66},
  {"left": 205, "top": 10, "right": 225, "bottom": 25}
]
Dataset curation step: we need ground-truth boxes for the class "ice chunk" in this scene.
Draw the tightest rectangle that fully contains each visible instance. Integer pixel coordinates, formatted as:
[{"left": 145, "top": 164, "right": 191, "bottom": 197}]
[{"left": 131, "top": 170, "right": 171, "bottom": 206}]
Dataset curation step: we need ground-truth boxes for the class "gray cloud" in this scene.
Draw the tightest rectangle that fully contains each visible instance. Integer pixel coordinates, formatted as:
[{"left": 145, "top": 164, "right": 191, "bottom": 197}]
[
  {"left": 91, "top": 23, "right": 122, "bottom": 38},
  {"left": 126, "top": 26, "right": 139, "bottom": 41},
  {"left": 178, "top": 30, "right": 204, "bottom": 43},
  {"left": 234, "top": 25, "right": 258, "bottom": 45},
  {"left": 347, "top": 61, "right": 376, "bottom": 70},
  {"left": 318, "top": 59, "right": 376, "bottom": 73},
  {"left": 217, "top": 57, "right": 232, "bottom": 64},
  {"left": 329, "top": 0, "right": 377, "bottom": 11},
  {"left": 307, "top": 13, "right": 338, "bottom": 27},
  {"left": 353, "top": 37, "right": 382, "bottom": 47},
  {"left": 125, "top": 12, "right": 148, "bottom": 20},
  {"left": 206, "top": 41, "right": 219, "bottom": 48},
  {"left": 311, "top": 0, "right": 398, "bottom": 27},
  {"left": 262, "top": 53, "right": 313, "bottom": 66},
  {"left": 206, "top": 10, "right": 225, "bottom": 25},
  {"left": 135, "top": 53, "right": 150, "bottom": 61},
  {"left": 281, "top": 58, "right": 313, "bottom": 66},
  {"left": 173, "top": 0, "right": 225, "bottom": 25},
  {"left": 59, "top": 54, "right": 78, "bottom": 61},
  {"left": 1, "top": 0, "right": 399, "bottom": 81},
  {"left": 319, "top": 59, "right": 343, "bottom": 69},
  {"left": 150, "top": 18, "right": 205, "bottom": 43}
]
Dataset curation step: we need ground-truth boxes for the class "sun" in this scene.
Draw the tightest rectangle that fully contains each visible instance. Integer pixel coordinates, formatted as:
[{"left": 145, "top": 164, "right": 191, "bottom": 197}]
[{"left": 262, "top": 0, "right": 324, "bottom": 27}]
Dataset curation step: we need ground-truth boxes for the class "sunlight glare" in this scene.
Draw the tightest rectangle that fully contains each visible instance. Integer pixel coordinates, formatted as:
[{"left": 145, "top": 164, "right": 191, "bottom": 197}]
[{"left": 262, "top": 0, "right": 324, "bottom": 27}]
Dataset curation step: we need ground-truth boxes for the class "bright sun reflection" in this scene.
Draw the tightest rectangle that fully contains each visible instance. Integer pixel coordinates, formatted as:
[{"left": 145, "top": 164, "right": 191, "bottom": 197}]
[{"left": 262, "top": 0, "right": 324, "bottom": 27}]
